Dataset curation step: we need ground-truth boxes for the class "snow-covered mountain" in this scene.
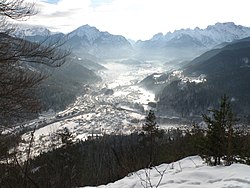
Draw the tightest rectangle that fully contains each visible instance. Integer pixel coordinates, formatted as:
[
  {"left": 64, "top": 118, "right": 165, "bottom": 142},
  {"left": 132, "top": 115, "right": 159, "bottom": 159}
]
[
  {"left": 68, "top": 24, "right": 128, "bottom": 45},
  {"left": 13, "top": 24, "right": 54, "bottom": 37},
  {"left": 83, "top": 156, "right": 250, "bottom": 188},
  {"left": 13, "top": 24, "right": 133, "bottom": 59},
  {"left": 14, "top": 22, "right": 250, "bottom": 60},
  {"left": 135, "top": 22, "right": 250, "bottom": 60},
  {"left": 67, "top": 25, "right": 133, "bottom": 58},
  {"left": 171, "top": 22, "right": 250, "bottom": 47}
]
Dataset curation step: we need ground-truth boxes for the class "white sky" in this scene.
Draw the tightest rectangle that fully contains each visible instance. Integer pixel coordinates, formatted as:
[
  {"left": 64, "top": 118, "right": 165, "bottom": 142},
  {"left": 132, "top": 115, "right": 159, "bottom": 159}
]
[{"left": 25, "top": 0, "right": 250, "bottom": 40}]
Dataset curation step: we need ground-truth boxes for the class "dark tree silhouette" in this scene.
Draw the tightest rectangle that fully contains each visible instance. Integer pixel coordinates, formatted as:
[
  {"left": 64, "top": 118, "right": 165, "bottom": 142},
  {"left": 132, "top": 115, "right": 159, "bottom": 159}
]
[
  {"left": 0, "top": 0, "right": 69, "bottom": 127},
  {"left": 57, "top": 127, "right": 73, "bottom": 146},
  {"left": 0, "top": 0, "right": 35, "bottom": 20},
  {"left": 0, "top": 1, "right": 69, "bottom": 187},
  {"left": 202, "top": 95, "right": 238, "bottom": 165},
  {"left": 142, "top": 110, "right": 161, "bottom": 165}
]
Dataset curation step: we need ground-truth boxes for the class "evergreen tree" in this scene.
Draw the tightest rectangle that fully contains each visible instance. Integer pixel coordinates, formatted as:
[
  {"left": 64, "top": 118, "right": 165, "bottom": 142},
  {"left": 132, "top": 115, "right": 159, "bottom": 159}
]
[
  {"left": 202, "top": 95, "right": 237, "bottom": 165},
  {"left": 143, "top": 110, "right": 158, "bottom": 135},
  {"left": 58, "top": 127, "right": 73, "bottom": 146},
  {"left": 142, "top": 110, "right": 161, "bottom": 166}
]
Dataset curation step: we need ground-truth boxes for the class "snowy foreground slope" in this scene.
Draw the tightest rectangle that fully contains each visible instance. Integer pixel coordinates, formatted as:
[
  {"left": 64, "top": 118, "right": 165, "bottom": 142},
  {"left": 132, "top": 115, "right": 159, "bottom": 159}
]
[{"left": 83, "top": 156, "right": 250, "bottom": 188}]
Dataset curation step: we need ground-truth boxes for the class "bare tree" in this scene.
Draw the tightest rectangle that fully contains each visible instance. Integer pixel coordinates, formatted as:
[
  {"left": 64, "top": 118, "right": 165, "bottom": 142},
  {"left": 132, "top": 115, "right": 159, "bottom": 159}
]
[
  {"left": 137, "top": 165, "right": 168, "bottom": 188},
  {"left": 0, "top": 0, "right": 36, "bottom": 20},
  {"left": 0, "top": 1, "right": 69, "bottom": 186},
  {"left": 0, "top": 0, "right": 69, "bottom": 127}
]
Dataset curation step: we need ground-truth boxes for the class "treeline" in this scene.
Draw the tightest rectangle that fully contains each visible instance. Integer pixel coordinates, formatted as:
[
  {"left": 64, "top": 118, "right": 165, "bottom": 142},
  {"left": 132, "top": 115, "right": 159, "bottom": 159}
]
[
  {"left": 1, "top": 116, "right": 250, "bottom": 186},
  {"left": 1, "top": 96, "right": 250, "bottom": 187},
  {"left": 1, "top": 127, "right": 250, "bottom": 187},
  {"left": 0, "top": 129, "right": 203, "bottom": 187}
]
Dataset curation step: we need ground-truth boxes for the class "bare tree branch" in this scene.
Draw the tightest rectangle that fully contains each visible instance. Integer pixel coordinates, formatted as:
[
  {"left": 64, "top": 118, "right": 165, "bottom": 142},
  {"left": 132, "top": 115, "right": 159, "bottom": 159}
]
[
  {"left": 0, "top": 0, "right": 36, "bottom": 20},
  {"left": 0, "top": 1, "right": 70, "bottom": 127}
]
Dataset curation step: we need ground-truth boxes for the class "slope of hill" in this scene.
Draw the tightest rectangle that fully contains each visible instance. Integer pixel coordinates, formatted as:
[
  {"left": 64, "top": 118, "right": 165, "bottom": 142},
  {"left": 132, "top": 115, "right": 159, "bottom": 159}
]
[
  {"left": 156, "top": 39, "right": 250, "bottom": 119},
  {"left": 37, "top": 58, "right": 101, "bottom": 111},
  {"left": 185, "top": 37, "right": 250, "bottom": 70},
  {"left": 83, "top": 156, "right": 250, "bottom": 188},
  {"left": 184, "top": 43, "right": 250, "bottom": 75},
  {"left": 71, "top": 56, "right": 107, "bottom": 71}
]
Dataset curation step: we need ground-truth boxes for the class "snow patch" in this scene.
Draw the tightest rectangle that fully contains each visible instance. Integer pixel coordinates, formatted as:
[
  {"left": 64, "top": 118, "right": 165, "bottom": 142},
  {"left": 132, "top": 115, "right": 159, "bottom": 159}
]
[{"left": 83, "top": 156, "right": 250, "bottom": 188}]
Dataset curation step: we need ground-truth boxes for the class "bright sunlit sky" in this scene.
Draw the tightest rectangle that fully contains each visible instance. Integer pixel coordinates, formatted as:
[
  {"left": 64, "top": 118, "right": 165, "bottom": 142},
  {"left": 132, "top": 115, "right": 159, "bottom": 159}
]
[{"left": 26, "top": 0, "right": 250, "bottom": 40}]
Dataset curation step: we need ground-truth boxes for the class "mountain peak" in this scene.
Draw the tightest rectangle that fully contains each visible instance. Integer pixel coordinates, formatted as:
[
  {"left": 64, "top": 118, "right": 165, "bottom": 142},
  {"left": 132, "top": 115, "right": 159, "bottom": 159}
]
[
  {"left": 194, "top": 27, "right": 201, "bottom": 31},
  {"left": 152, "top": 33, "right": 164, "bottom": 40},
  {"left": 206, "top": 22, "right": 238, "bottom": 30},
  {"left": 13, "top": 24, "right": 52, "bottom": 37},
  {"left": 69, "top": 24, "right": 101, "bottom": 41},
  {"left": 66, "top": 24, "right": 132, "bottom": 58},
  {"left": 74, "top": 24, "right": 100, "bottom": 34},
  {"left": 215, "top": 22, "right": 236, "bottom": 26},
  {"left": 78, "top": 24, "right": 98, "bottom": 30}
]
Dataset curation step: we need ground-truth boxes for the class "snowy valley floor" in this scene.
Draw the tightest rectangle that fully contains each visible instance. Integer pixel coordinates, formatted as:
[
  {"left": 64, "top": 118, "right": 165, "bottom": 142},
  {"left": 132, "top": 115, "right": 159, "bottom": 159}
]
[{"left": 83, "top": 156, "right": 250, "bottom": 188}]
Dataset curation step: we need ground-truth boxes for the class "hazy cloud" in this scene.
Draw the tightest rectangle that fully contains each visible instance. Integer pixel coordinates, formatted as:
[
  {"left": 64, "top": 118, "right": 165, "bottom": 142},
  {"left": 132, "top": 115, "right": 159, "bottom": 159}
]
[{"left": 90, "top": 0, "right": 114, "bottom": 8}]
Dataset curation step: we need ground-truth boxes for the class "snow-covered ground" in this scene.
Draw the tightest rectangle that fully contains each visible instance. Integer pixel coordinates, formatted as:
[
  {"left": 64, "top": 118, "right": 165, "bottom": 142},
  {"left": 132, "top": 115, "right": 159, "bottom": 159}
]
[{"left": 83, "top": 156, "right": 250, "bottom": 188}]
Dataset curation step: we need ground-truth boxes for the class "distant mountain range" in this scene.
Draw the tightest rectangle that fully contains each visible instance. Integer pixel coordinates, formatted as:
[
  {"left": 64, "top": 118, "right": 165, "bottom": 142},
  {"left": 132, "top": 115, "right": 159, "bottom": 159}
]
[
  {"left": 18, "top": 24, "right": 133, "bottom": 59},
  {"left": 146, "top": 22, "right": 250, "bottom": 48},
  {"left": 135, "top": 22, "right": 250, "bottom": 60},
  {"left": 16, "top": 22, "right": 250, "bottom": 61}
]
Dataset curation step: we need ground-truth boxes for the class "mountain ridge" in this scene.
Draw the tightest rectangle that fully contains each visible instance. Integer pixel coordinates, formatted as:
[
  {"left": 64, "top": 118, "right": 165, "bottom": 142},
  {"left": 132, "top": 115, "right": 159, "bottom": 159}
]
[
  {"left": 139, "top": 22, "right": 250, "bottom": 46},
  {"left": 134, "top": 22, "right": 250, "bottom": 60},
  {"left": 17, "top": 24, "right": 133, "bottom": 59},
  {"left": 15, "top": 22, "right": 250, "bottom": 61}
]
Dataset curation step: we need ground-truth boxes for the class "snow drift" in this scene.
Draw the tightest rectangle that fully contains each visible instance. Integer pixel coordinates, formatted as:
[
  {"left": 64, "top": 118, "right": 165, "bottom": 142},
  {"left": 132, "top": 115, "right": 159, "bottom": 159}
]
[{"left": 83, "top": 156, "right": 250, "bottom": 188}]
